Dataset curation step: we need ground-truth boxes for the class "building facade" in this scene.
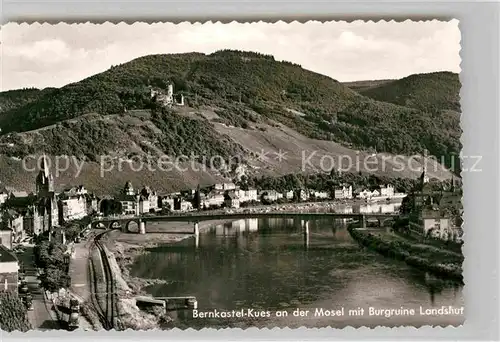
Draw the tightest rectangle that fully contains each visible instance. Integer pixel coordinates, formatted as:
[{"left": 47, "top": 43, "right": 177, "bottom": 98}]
[
  {"left": 224, "top": 193, "right": 240, "bottom": 209},
  {"left": 379, "top": 184, "right": 395, "bottom": 197},
  {"left": 0, "top": 245, "right": 19, "bottom": 292},
  {"left": 0, "top": 229, "right": 13, "bottom": 250}
]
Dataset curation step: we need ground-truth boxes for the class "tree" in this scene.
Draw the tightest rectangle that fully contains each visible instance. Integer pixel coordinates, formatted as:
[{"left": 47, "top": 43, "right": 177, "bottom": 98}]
[
  {"left": 101, "top": 199, "right": 123, "bottom": 216},
  {"left": 0, "top": 292, "right": 32, "bottom": 332},
  {"left": 39, "top": 266, "right": 71, "bottom": 292},
  {"left": 399, "top": 196, "right": 413, "bottom": 215}
]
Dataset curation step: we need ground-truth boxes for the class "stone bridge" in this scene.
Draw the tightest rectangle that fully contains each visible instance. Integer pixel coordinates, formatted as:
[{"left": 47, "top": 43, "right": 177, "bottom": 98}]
[{"left": 91, "top": 211, "right": 398, "bottom": 235}]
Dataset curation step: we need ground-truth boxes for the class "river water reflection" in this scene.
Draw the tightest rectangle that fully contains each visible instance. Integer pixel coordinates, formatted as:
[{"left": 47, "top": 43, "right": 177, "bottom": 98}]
[{"left": 131, "top": 202, "right": 464, "bottom": 328}]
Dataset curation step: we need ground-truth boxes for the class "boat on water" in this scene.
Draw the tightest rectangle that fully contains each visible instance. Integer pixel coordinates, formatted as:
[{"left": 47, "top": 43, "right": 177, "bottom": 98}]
[{"left": 367, "top": 193, "right": 407, "bottom": 203}]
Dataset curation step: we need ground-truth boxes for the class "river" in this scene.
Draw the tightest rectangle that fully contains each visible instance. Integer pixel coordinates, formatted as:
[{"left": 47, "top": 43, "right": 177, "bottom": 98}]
[{"left": 130, "top": 202, "right": 464, "bottom": 329}]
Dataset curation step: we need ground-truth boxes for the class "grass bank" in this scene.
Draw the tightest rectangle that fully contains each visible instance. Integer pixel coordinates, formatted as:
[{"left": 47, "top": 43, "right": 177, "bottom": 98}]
[
  {"left": 99, "top": 219, "right": 232, "bottom": 329},
  {"left": 348, "top": 225, "right": 463, "bottom": 283}
]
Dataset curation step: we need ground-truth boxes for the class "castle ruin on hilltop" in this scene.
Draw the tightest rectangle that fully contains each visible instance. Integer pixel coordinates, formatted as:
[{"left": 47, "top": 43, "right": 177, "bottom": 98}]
[{"left": 150, "top": 83, "right": 185, "bottom": 107}]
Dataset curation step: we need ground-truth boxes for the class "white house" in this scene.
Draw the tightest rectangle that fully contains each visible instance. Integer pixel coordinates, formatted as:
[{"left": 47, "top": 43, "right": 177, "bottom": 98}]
[
  {"left": 313, "top": 191, "right": 330, "bottom": 199},
  {"left": 0, "top": 187, "right": 8, "bottom": 206},
  {"left": 0, "top": 245, "right": 19, "bottom": 292},
  {"left": 283, "top": 190, "right": 294, "bottom": 200},
  {"left": 140, "top": 186, "right": 159, "bottom": 212},
  {"left": 421, "top": 207, "right": 462, "bottom": 242},
  {"left": 60, "top": 197, "right": 87, "bottom": 221},
  {"left": 3, "top": 209, "right": 24, "bottom": 243},
  {"left": 214, "top": 183, "right": 237, "bottom": 191},
  {"left": 201, "top": 191, "right": 225, "bottom": 209},
  {"left": 161, "top": 196, "right": 175, "bottom": 211},
  {"left": 357, "top": 189, "right": 373, "bottom": 199},
  {"left": 379, "top": 184, "right": 395, "bottom": 198},
  {"left": 139, "top": 196, "right": 150, "bottom": 214},
  {"left": 261, "top": 190, "right": 283, "bottom": 203}
]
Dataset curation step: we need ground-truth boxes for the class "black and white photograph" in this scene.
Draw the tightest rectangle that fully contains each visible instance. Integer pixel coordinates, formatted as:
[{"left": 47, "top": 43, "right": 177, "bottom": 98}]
[{"left": 0, "top": 20, "right": 464, "bottom": 331}]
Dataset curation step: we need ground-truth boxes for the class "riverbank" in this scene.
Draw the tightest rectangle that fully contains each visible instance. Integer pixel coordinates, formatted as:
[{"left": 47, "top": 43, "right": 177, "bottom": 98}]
[
  {"left": 347, "top": 225, "right": 463, "bottom": 283},
  {"left": 100, "top": 219, "right": 233, "bottom": 330}
]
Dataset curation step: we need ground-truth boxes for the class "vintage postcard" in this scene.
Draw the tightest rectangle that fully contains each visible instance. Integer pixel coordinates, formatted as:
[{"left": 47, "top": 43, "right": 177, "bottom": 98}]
[{"left": 0, "top": 20, "right": 463, "bottom": 331}]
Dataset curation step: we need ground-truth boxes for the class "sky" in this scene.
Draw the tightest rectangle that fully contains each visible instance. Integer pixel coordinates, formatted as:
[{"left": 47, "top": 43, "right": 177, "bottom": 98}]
[{"left": 1, "top": 20, "right": 461, "bottom": 91}]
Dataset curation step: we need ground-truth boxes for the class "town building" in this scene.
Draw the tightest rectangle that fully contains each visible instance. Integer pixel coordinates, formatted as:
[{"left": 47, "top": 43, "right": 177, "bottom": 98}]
[
  {"left": 404, "top": 157, "right": 463, "bottom": 242},
  {"left": 224, "top": 192, "right": 240, "bottom": 209},
  {"left": 139, "top": 196, "right": 150, "bottom": 214},
  {"left": 0, "top": 227, "right": 13, "bottom": 250},
  {"left": 260, "top": 190, "right": 283, "bottom": 203},
  {"left": 58, "top": 186, "right": 88, "bottom": 222},
  {"left": 160, "top": 195, "right": 175, "bottom": 212},
  {"left": 173, "top": 198, "right": 193, "bottom": 212},
  {"left": 36, "top": 156, "right": 60, "bottom": 229},
  {"left": 200, "top": 191, "right": 225, "bottom": 209},
  {"left": 379, "top": 184, "right": 395, "bottom": 198},
  {"left": 1, "top": 209, "right": 25, "bottom": 244},
  {"left": 86, "top": 193, "right": 99, "bottom": 214},
  {"left": 312, "top": 191, "right": 330, "bottom": 200},
  {"left": 140, "top": 186, "right": 159, "bottom": 212},
  {"left": 120, "top": 195, "right": 138, "bottom": 215},
  {"left": 213, "top": 183, "right": 237, "bottom": 192},
  {"left": 23, "top": 205, "right": 43, "bottom": 236},
  {"left": 0, "top": 244, "right": 19, "bottom": 292},
  {"left": 150, "top": 83, "right": 185, "bottom": 107},
  {"left": 420, "top": 207, "right": 461, "bottom": 241},
  {"left": 0, "top": 186, "right": 8, "bottom": 206},
  {"left": 294, "top": 189, "right": 310, "bottom": 202},
  {"left": 283, "top": 190, "right": 294, "bottom": 200},
  {"left": 237, "top": 189, "right": 258, "bottom": 203},
  {"left": 118, "top": 182, "right": 139, "bottom": 215}
]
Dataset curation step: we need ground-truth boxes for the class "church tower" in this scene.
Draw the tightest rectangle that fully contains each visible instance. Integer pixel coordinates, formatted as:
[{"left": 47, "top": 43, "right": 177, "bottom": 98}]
[
  {"left": 36, "top": 155, "right": 54, "bottom": 197},
  {"left": 123, "top": 181, "right": 135, "bottom": 196}
]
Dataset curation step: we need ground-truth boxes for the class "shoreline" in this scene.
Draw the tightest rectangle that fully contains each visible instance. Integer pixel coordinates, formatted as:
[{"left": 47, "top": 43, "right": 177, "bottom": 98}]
[
  {"left": 236, "top": 197, "right": 403, "bottom": 213},
  {"left": 347, "top": 225, "right": 464, "bottom": 283},
  {"left": 99, "top": 199, "right": 404, "bottom": 330}
]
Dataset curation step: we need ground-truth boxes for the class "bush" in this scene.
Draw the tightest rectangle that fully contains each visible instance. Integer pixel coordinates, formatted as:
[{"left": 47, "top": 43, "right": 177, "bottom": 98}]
[
  {"left": 34, "top": 240, "right": 71, "bottom": 292},
  {"left": 39, "top": 266, "right": 71, "bottom": 293},
  {"left": 0, "top": 292, "right": 32, "bottom": 332}
]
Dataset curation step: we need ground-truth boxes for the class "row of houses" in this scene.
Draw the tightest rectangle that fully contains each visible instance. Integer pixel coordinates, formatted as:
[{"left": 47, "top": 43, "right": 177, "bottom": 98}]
[
  {"left": 0, "top": 157, "right": 98, "bottom": 249},
  {"left": 0, "top": 244, "right": 19, "bottom": 292},
  {"left": 0, "top": 157, "right": 101, "bottom": 293},
  {"left": 112, "top": 181, "right": 406, "bottom": 215},
  {"left": 404, "top": 168, "right": 463, "bottom": 242}
]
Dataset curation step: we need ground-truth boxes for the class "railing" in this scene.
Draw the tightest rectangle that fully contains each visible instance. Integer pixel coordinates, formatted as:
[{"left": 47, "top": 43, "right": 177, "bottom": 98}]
[{"left": 93, "top": 211, "right": 398, "bottom": 224}]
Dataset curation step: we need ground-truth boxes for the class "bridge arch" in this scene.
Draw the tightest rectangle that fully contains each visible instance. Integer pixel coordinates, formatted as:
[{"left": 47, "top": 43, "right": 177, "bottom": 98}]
[
  {"left": 107, "top": 220, "right": 122, "bottom": 230},
  {"left": 377, "top": 217, "right": 395, "bottom": 227},
  {"left": 99, "top": 199, "right": 123, "bottom": 216},
  {"left": 91, "top": 221, "right": 107, "bottom": 229}
]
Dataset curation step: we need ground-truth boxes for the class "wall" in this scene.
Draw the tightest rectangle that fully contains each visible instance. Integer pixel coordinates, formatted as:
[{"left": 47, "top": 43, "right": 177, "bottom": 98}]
[
  {"left": 0, "top": 268, "right": 19, "bottom": 292},
  {"left": 61, "top": 197, "right": 87, "bottom": 221},
  {"left": 0, "top": 230, "right": 13, "bottom": 249}
]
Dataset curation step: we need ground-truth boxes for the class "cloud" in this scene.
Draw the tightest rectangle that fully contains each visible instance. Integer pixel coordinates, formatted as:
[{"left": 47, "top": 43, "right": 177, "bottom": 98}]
[{"left": 1, "top": 20, "right": 460, "bottom": 91}]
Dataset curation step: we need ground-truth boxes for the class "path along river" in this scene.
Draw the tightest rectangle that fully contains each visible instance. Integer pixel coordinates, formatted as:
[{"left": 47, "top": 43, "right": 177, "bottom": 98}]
[{"left": 130, "top": 202, "right": 464, "bottom": 328}]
